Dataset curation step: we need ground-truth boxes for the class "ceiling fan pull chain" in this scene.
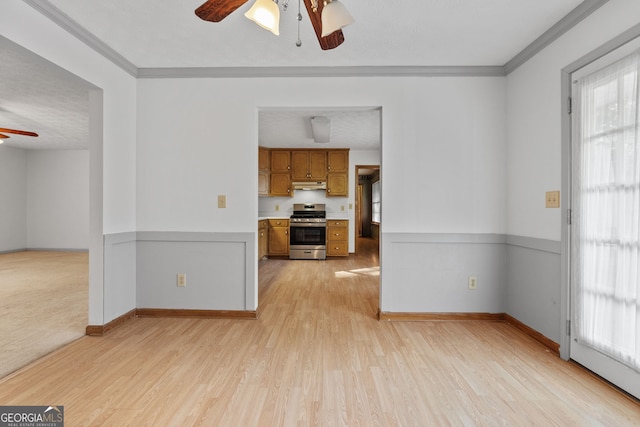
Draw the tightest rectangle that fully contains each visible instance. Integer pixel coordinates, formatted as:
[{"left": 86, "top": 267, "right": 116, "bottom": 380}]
[{"left": 296, "top": 0, "right": 302, "bottom": 47}]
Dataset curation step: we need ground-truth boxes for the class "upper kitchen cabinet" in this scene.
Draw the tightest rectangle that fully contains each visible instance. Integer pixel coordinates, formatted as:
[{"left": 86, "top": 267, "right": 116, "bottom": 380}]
[
  {"left": 326, "top": 149, "right": 349, "bottom": 197},
  {"left": 269, "top": 150, "right": 292, "bottom": 197},
  {"left": 259, "top": 147, "right": 270, "bottom": 171},
  {"left": 258, "top": 147, "right": 348, "bottom": 197},
  {"left": 327, "top": 150, "right": 348, "bottom": 173},
  {"left": 270, "top": 173, "right": 292, "bottom": 197},
  {"left": 291, "top": 151, "right": 327, "bottom": 181},
  {"left": 327, "top": 173, "right": 348, "bottom": 197},
  {"left": 270, "top": 150, "right": 291, "bottom": 173},
  {"left": 258, "top": 147, "right": 270, "bottom": 196}
]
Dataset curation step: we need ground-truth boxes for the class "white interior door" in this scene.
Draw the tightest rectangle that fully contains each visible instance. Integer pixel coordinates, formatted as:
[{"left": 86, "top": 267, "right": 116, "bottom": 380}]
[{"left": 570, "top": 38, "right": 640, "bottom": 399}]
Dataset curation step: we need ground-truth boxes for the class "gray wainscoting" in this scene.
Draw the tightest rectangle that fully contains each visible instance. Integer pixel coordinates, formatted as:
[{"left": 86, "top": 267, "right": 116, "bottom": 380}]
[
  {"left": 104, "top": 232, "right": 137, "bottom": 323},
  {"left": 135, "top": 232, "right": 255, "bottom": 312},
  {"left": 381, "top": 233, "right": 507, "bottom": 313},
  {"left": 101, "top": 230, "right": 560, "bottom": 347},
  {"left": 506, "top": 235, "right": 562, "bottom": 344}
]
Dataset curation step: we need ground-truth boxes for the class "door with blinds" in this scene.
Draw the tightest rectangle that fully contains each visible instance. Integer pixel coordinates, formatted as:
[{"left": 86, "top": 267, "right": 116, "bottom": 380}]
[{"left": 570, "top": 40, "right": 640, "bottom": 399}]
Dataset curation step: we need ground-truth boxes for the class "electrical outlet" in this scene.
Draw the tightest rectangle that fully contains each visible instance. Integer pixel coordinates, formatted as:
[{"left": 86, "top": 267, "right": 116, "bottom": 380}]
[
  {"left": 275, "top": 205, "right": 279, "bottom": 211},
  {"left": 468, "top": 276, "right": 477, "bottom": 290},
  {"left": 341, "top": 205, "right": 345, "bottom": 211},
  {"left": 177, "top": 273, "right": 186, "bottom": 287},
  {"left": 545, "top": 191, "right": 560, "bottom": 208}
]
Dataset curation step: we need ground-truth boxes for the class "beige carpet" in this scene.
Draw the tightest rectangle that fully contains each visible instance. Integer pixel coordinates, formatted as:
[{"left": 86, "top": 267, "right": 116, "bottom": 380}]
[{"left": 0, "top": 251, "right": 88, "bottom": 378}]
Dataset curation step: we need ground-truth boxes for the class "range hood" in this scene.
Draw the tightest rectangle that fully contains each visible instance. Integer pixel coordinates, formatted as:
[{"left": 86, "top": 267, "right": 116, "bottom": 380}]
[{"left": 292, "top": 181, "right": 327, "bottom": 191}]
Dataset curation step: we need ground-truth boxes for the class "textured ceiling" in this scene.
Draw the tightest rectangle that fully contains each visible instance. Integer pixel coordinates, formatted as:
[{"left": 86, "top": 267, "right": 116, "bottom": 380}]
[
  {"left": 259, "top": 108, "right": 381, "bottom": 150},
  {"left": 0, "top": 37, "right": 93, "bottom": 150},
  {"left": 1, "top": 0, "right": 591, "bottom": 151}
]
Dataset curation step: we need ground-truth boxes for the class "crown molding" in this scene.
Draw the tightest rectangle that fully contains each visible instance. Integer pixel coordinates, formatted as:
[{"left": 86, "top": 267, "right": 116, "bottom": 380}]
[
  {"left": 23, "top": 0, "right": 138, "bottom": 77},
  {"left": 27, "top": 0, "right": 609, "bottom": 79},
  {"left": 137, "top": 66, "right": 506, "bottom": 79},
  {"left": 503, "top": 0, "right": 609, "bottom": 74}
]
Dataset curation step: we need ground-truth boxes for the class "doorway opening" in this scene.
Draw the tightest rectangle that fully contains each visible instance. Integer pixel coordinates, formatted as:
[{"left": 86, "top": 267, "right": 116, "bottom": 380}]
[
  {"left": 355, "top": 165, "right": 380, "bottom": 255},
  {"left": 256, "top": 107, "right": 382, "bottom": 314}
]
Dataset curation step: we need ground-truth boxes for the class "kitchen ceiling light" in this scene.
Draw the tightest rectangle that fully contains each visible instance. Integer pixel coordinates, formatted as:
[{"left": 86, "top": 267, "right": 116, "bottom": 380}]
[
  {"left": 321, "top": 0, "right": 353, "bottom": 37},
  {"left": 311, "top": 116, "right": 331, "bottom": 143},
  {"left": 245, "top": 0, "right": 281, "bottom": 35}
]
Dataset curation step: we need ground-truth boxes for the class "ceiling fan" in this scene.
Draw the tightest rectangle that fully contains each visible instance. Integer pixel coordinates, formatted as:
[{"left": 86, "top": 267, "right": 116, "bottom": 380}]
[
  {"left": 195, "top": 0, "right": 352, "bottom": 50},
  {"left": 0, "top": 127, "right": 39, "bottom": 142}
]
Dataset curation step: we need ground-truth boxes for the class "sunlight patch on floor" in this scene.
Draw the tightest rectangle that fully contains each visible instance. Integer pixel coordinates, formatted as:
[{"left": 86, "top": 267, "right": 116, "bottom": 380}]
[{"left": 335, "top": 266, "right": 380, "bottom": 278}]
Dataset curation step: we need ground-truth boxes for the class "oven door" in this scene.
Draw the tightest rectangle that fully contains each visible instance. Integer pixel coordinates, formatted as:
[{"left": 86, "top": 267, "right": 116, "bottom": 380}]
[{"left": 289, "top": 223, "right": 326, "bottom": 259}]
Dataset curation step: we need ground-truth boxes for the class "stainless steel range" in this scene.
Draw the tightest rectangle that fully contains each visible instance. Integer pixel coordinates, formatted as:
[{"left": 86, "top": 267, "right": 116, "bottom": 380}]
[{"left": 289, "top": 203, "right": 327, "bottom": 260}]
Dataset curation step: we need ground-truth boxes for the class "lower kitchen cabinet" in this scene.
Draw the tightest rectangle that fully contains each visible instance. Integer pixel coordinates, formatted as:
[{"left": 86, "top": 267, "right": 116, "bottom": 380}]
[
  {"left": 327, "top": 219, "right": 348, "bottom": 257},
  {"left": 258, "top": 219, "right": 268, "bottom": 260},
  {"left": 268, "top": 219, "right": 289, "bottom": 256}
]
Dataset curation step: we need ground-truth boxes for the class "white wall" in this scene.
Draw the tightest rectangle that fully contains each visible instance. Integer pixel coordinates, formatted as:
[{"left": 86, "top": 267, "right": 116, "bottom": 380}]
[
  {"left": 137, "top": 76, "right": 507, "bottom": 313},
  {"left": 26, "top": 150, "right": 89, "bottom": 249},
  {"left": 507, "top": 0, "right": 640, "bottom": 240},
  {"left": 505, "top": 0, "right": 640, "bottom": 346},
  {"left": 138, "top": 77, "right": 506, "bottom": 235},
  {"left": 2, "top": 2, "right": 138, "bottom": 324},
  {"left": 0, "top": 146, "right": 27, "bottom": 252}
]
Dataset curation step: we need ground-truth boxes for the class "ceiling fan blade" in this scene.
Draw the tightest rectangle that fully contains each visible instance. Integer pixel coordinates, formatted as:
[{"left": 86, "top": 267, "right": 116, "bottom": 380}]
[
  {"left": 195, "top": 0, "right": 249, "bottom": 22},
  {"left": 0, "top": 128, "right": 39, "bottom": 137},
  {"left": 0, "top": 133, "right": 10, "bottom": 139},
  {"left": 303, "top": 0, "right": 345, "bottom": 50}
]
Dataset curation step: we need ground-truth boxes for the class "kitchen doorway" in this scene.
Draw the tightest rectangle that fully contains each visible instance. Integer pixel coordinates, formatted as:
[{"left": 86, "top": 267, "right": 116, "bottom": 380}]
[
  {"left": 355, "top": 165, "right": 380, "bottom": 255},
  {"left": 257, "top": 107, "right": 382, "bottom": 311}
]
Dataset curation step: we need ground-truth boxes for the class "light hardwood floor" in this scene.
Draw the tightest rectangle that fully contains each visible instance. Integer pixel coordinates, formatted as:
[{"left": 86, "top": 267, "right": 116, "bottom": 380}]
[
  {"left": 0, "top": 239, "right": 638, "bottom": 425},
  {"left": 0, "top": 251, "right": 88, "bottom": 378}
]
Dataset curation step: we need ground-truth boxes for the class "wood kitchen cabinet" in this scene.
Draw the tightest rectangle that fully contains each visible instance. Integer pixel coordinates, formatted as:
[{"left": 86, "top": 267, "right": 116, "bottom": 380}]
[
  {"left": 259, "top": 147, "right": 270, "bottom": 171},
  {"left": 270, "top": 150, "right": 291, "bottom": 172},
  {"left": 258, "top": 219, "right": 268, "bottom": 260},
  {"left": 270, "top": 173, "right": 291, "bottom": 197},
  {"left": 258, "top": 147, "right": 270, "bottom": 196},
  {"left": 268, "top": 219, "right": 289, "bottom": 256},
  {"left": 327, "top": 150, "right": 348, "bottom": 173},
  {"left": 327, "top": 219, "right": 348, "bottom": 256},
  {"left": 291, "top": 151, "right": 327, "bottom": 181},
  {"left": 326, "top": 149, "right": 349, "bottom": 197},
  {"left": 326, "top": 173, "right": 348, "bottom": 197},
  {"left": 258, "top": 148, "right": 348, "bottom": 197},
  {"left": 269, "top": 150, "right": 291, "bottom": 196}
]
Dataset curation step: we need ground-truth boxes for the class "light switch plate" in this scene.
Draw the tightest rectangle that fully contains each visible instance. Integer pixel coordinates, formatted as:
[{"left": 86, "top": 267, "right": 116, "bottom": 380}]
[
  {"left": 545, "top": 191, "right": 560, "bottom": 208},
  {"left": 218, "top": 194, "right": 226, "bottom": 208}
]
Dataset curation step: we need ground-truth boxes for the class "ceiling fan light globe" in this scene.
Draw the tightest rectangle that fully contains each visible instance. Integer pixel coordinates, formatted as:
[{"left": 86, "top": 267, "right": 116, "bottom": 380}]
[
  {"left": 245, "top": 0, "right": 280, "bottom": 35},
  {"left": 321, "top": 0, "right": 353, "bottom": 37}
]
